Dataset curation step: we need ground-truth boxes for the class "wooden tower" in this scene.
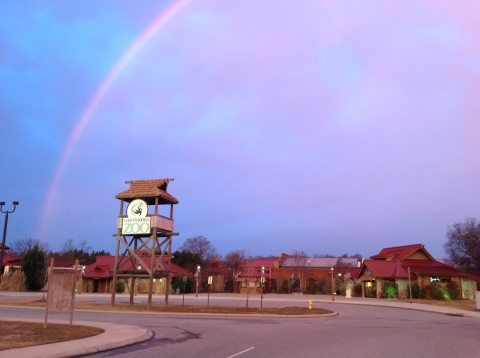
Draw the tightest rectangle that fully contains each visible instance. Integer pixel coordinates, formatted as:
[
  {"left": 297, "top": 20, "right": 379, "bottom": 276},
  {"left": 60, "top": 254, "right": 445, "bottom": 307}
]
[{"left": 111, "top": 178, "right": 179, "bottom": 307}]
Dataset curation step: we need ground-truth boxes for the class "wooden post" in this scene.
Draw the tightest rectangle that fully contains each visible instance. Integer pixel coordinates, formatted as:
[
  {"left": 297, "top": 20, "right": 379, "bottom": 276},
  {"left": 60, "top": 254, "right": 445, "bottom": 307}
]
[
  {"left": 70, "top": 260, "right": 79, "bottom": 325},
  {"left": 111, "top": 200, "right": 123, "bottom": 306},
  {"left": 44, "top": 258, "right": 54, "bottom": 328},
  {"left": 164, "top": 236, "right": 172, "bottom": 305},
  {"left": 148, "top": 231, "right": 156, "bottom": 307},
  {"left": 408, "top": 266, "right": 413, "bottom": 303},
  {"left": 111, "top": 234, "right": 121, "bottom": 306},
  {"left": 165, "top": 274, "right": 170, "bottom": 306},
  {"left": 129, "top": 238, "right": 138, "bottom": 305}
]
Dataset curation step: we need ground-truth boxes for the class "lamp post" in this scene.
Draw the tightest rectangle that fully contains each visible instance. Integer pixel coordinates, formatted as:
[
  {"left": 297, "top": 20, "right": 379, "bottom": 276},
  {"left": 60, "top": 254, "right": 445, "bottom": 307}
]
[
  {"left": 330, "top": 267, "right": 335, "bottom": 302},
  {"left": 195, "top": 265, "right": 201, "bottom": 297},
  {"left": 260, "top": 266, "right": 265, "bottom": 309},
  {"left": 0, "top": 201, "right": 19, "bottom": 275}
]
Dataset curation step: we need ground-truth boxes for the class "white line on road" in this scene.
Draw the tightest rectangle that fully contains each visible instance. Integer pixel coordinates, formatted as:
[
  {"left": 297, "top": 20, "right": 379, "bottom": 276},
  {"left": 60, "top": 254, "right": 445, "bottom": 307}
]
[{"left": 226, "top": 346, "right": 255, "bottom": 358}]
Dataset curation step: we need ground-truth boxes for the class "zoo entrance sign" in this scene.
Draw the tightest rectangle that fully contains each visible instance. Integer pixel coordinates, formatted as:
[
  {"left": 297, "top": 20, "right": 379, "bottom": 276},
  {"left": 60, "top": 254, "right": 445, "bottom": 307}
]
[{"left": 122, "top": 199, "right": 151, "bottom": 235}]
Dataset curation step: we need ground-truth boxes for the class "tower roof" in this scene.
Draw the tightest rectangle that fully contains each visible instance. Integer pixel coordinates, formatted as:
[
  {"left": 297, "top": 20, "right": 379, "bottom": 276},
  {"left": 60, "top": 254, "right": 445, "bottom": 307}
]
[{"left": 115, "top": 178, "right": 179, "bottom": 204}]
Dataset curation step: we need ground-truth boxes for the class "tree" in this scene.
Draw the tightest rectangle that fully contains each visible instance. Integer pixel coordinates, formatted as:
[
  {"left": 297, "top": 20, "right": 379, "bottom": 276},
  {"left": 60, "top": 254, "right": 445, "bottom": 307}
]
[
  {"left": 179, "top": 236, "right": 217, "bottom": 263},
  {"left": 22, "top": 245, "right": 47, "bottom": 291},
  {"left": 444, "top": 217, "right": 480, "bottom": 274},
  {"left": 291, "top": 250, "right": 308, "bottom": 293},
  {"left": 225, "top": 250, "right": 247, "bottom": 279},
  {"left": 172, "top": 250, "right": 202, "bottom": 273},
  {"left": 60, "top": 238, "right": 91, "bottom": 259},
  {"left": 11, "top": 238, "right": 48, "bottom": 256},
  {"left": 49, "top": 238, "right": 104, "bottom": 264}
]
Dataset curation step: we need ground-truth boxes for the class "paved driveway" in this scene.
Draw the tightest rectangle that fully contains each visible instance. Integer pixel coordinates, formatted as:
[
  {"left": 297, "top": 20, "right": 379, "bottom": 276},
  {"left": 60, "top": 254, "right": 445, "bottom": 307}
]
[{"left": 1, "top": 294, "right": 479, "bottom": 358}]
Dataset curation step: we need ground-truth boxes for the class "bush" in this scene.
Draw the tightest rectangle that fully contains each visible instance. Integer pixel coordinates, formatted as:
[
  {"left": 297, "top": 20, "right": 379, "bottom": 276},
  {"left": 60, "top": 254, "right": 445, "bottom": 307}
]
[
  {"left": 446, "top": 281, "right": 459, "bottom": 300},
  {"left": 115, "top": 280, "right": 125, "bottom": 293},
  {"left": 353, "top": 283, "right": 363, "bottom": 297},
  {"left": 430, "top": 283, "right": 450, "bottom": 300},
  {"left": 171, "top": 276, "right": 194, "bottom": 293},
  {"left": 0, "top": 271, "right": 25, "bottom": 291},
  {"left": 307, "top": 278, "right": 316, "bottom": 294},
  {"left": 281, "top": 279, "right": 289, "bottom": 293},
  {"left": 411, "top": 282, "right": 421, "bottom": 299},
  {"left": 382, "top": 281, "right": 398, "bottom": 298}
]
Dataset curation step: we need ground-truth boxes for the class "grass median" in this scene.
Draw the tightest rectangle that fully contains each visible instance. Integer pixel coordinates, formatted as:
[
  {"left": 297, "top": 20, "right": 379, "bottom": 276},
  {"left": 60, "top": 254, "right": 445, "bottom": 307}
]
[
  {"left": 0, "top": 321, "right": 104, "bottom": 351},
  {"left": 0, "top": 298, "right": 333, "bottom": 316}
]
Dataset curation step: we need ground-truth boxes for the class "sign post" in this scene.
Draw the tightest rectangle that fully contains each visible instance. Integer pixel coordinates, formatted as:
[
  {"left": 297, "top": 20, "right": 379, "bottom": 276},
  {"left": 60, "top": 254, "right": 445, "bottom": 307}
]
[
  {"left": 207, "top": 275, "right": 213, "bottom": 307},
  {"left": 182, "top": 276, "right": 187, "bottom": 306}
]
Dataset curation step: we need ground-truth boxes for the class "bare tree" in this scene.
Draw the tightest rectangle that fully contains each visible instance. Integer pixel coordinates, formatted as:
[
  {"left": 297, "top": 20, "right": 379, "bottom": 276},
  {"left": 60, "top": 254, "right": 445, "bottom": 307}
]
[
  {"left": 225, "top": 250, "right": 247, "bottom": 279},
  {"left": 444, "top": 217, "right": 480, "bottom": 274},
  {"left": 291, "top": 250, "right": 308, "bottom": 293},
  {"left": 180, "top": 236, "right": 217, "bottom": 263},
  {"left": 11, "top": 238, "right": 48, "bottom": 256}
]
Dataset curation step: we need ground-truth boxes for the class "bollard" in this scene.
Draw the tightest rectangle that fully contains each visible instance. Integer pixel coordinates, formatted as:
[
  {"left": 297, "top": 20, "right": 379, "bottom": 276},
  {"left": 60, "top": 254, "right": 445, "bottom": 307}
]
[{"left": 307, "top": 300, "right": 313, "bottom": 310}]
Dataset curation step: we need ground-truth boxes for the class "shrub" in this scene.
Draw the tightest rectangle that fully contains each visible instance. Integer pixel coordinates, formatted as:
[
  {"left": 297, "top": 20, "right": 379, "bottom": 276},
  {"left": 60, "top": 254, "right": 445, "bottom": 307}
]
[
  {"left": 307, "top": 278, "right": 316, "bottom": 294},
  {"left": 172, "top": 276, "right": 194, "bottom": 293},
  {"left": 382, "top": 281, "right": 398, "bottom": 298},
  {"left": 0, "top": 270, "right": 25, "bottom": 291},
  {"left": 281, "top": 279, "right": 289, "bottom": 293},
  {"left": 353, "top": 283, "right": 363, "bottom": 297},
  {"left": 115, "top": 280, "right": 125, "bottom": 293},
  {"left": 430, "top": 283, "right": 450, "bottom": 300},
  {"left": 446, "top": 281, "right": 459, "bottom": 300},
  {"left": 411, "top": 282, "right": 421, "bottom": 299}
]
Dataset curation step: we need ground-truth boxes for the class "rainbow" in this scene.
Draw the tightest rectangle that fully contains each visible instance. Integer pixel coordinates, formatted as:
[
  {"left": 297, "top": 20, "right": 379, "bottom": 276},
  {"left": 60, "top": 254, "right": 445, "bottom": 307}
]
[{"left": 38, "top": 0, "right": 191, "bottom": 240}]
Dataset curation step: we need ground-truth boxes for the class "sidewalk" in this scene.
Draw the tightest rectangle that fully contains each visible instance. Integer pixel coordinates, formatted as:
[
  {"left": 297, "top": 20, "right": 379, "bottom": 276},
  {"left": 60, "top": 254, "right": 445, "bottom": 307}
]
[
  {"left": 309, "top": 295, "right": 480, "bottom": 318},
  {"left": 0, "top": 318, "right": 153, "bottom": 358}
]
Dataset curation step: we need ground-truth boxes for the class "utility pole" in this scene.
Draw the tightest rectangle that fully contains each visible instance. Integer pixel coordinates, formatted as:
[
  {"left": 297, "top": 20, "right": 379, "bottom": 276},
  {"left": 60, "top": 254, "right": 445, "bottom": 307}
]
[{"left": 0, "top": 201, "right": 19, "bottom": 275}]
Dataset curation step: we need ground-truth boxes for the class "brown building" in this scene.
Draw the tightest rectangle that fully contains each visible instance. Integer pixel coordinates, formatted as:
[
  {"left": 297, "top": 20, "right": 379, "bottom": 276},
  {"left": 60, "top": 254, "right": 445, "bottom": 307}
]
[{"left": 236, "top": 255, "right": 360, "bottom": 295}]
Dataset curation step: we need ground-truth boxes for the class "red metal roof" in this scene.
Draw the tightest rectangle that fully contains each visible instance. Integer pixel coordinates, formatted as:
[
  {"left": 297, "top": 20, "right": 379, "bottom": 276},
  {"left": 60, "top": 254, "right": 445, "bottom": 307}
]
[
  {"left": 370, "top": 244, "right": 433, "bottom": 261},
  {"left": 237, "top": 258, "right": 276, "bottom": 278},
  {"left": 358, "top": 258, "right": 475, "bottom": 280},
  {"left": 84, "top": 255, "right": 189, "bottom": 279},
  {"left": 2, "top": 253, "right": 22, "bottom": 266},
  {"left": 360, "top": 260, "right": 403, "bottom": 278}
]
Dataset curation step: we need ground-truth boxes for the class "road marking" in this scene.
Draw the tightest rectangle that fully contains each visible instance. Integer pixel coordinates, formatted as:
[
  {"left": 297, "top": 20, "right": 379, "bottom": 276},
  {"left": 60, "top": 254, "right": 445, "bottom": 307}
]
[{"left": 226, "top": 346, "right": 255, "bottom": 358}]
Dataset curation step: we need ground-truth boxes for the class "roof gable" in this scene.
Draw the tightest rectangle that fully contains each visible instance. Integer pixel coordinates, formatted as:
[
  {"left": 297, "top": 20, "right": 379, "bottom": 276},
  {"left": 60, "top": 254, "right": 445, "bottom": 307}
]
[{"left": 370, "top": 244, "right": 434, "bottom": 261}]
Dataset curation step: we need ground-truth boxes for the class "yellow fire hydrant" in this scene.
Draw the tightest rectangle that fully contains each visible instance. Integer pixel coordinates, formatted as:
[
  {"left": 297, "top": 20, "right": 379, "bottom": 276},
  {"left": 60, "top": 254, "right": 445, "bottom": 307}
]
[{"left": 307, "top": 300, "right": 313, "bottom": 310}]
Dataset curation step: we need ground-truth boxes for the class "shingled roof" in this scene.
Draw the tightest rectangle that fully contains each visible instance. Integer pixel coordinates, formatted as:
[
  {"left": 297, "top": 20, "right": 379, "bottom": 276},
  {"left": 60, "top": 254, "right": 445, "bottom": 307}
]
[{"left": 115, "top": 179, "right": 179, "bottom": 204}]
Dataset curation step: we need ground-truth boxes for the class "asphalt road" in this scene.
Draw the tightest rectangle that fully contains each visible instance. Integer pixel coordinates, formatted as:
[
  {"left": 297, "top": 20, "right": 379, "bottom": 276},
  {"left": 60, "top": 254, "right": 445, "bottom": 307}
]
[{"left": 1, "top": 294, "right": 479, "bottom": 358}]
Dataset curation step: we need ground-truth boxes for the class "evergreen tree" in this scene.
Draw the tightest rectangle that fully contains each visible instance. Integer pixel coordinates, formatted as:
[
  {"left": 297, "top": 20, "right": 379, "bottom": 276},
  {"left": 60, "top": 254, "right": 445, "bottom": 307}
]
[{"left": 22, "top": 245, "right": 46, "bottom": 290}]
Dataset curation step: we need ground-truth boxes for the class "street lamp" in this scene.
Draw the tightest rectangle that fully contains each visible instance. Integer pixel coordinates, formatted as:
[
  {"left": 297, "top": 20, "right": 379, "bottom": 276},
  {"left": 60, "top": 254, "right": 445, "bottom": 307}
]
[
  {"left": 195, "top": 265, "right": 201, "bottom": 297},
  {"left": 0, "top": 201, "right": 19, "bottom": 275},
  {"left": 260, "top": 266, "right": 265, "bottom": 309}
]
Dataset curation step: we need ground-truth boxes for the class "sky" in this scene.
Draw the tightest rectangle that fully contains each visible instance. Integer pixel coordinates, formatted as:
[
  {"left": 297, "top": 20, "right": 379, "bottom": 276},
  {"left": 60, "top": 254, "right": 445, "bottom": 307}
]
[{"left": 1, "top": 0, "right": 479, "bottom": 259}]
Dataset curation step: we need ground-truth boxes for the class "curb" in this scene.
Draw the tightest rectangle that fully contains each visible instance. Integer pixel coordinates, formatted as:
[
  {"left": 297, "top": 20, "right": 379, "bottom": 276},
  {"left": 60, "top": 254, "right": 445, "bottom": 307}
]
[{"left": 0, "top": 318, "right": 154, "bottom": 358}]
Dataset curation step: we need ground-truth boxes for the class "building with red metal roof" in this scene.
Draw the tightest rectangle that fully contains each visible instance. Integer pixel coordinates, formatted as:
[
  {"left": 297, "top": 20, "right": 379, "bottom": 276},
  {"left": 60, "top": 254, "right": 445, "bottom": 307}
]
[
  {"left": 356, "top": 244, "right": 478, "bottom": 299},
  {"left": 82, "top": 255, "right": 189, "bottom": 294}
]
